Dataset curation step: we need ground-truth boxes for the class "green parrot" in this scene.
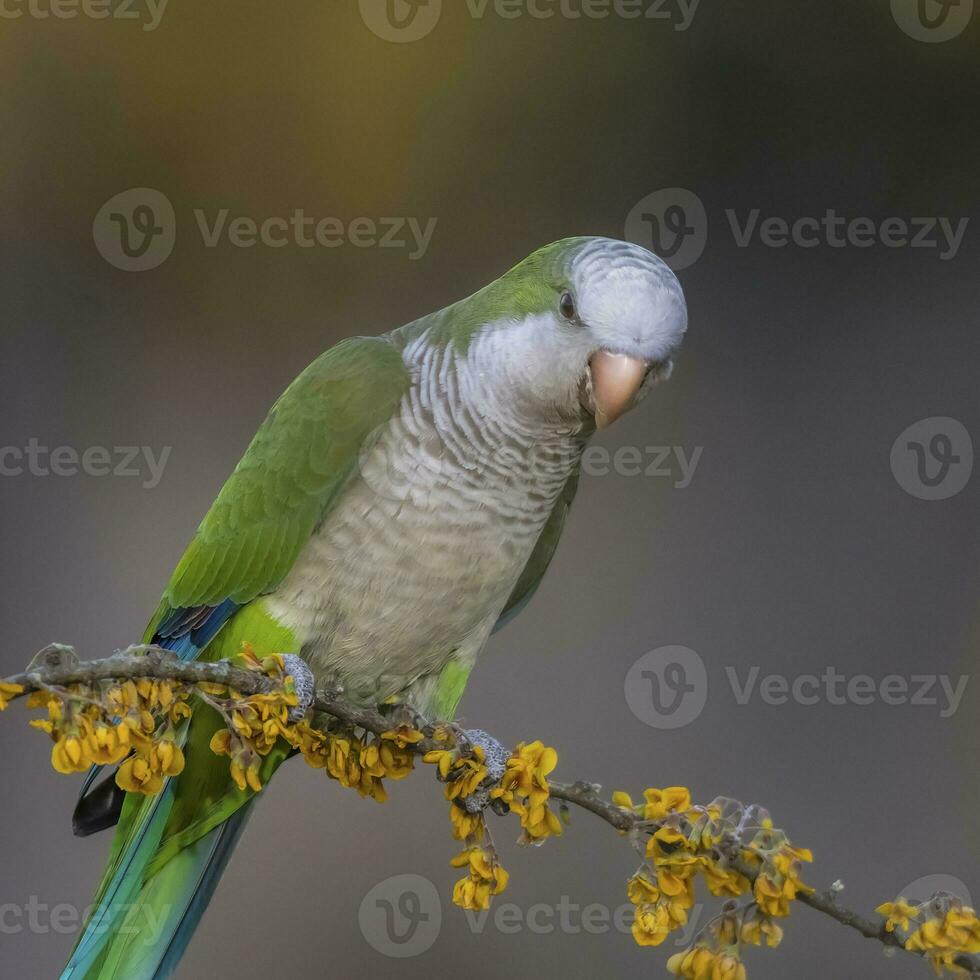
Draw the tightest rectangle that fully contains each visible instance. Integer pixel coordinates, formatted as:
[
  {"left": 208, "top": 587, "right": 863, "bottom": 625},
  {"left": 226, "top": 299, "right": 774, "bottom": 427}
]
[{"left": 62, "top": 236, "right": 688, "bottom": 979}]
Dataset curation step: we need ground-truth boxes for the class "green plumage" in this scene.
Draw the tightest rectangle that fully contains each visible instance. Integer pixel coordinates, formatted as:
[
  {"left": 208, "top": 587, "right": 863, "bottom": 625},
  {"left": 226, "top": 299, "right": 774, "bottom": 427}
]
[
  {"left": 162, "top": 336, "right": 411, "bottom": 611},
  {"left": 62, "top": 236, "right": 685, "bottom": 980},
  {"left": 65, "top": 332, "right": 576, "bottom": 980}
]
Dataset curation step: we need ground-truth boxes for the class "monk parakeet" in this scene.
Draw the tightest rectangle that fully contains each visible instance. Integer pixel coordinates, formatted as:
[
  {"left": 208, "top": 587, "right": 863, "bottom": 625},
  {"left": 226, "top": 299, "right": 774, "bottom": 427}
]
[{"left": 62, "top": 236, "right": 688, "bottom": 979}]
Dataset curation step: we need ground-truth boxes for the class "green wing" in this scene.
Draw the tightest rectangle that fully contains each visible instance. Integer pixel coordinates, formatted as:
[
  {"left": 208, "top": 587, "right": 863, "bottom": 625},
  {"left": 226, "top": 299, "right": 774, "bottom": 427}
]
[
  {"left": 144, "top": 335, "right": 412, "bottom": 645},
  {"left": 65, "top": 337, "right": 412, "bottom": 979},
  {"left": 494, "top": 471, "right": 580, "bottom": 632}
]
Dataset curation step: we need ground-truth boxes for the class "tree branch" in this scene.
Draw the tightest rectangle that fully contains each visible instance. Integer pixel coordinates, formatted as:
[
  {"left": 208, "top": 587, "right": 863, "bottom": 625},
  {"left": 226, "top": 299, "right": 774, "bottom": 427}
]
[{"left": 3, "top": 644, "right": 977, "bottom": 977}]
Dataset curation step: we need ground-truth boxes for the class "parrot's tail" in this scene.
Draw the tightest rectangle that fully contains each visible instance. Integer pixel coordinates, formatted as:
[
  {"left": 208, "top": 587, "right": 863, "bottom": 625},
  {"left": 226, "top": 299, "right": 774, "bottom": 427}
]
[{"left": 62, "top": 784, "right": 252, "bottom": 980}]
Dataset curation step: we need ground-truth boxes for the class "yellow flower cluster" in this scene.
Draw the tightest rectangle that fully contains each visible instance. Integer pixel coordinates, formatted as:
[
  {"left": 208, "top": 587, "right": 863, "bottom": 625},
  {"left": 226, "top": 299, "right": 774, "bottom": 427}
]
[
  {"left": 422, "top": 735, "right": 561, "bottom": 910},
  {"left": 0, "top": 682, "right": 24, "bottom": 711},
  {"left": 202, "top": 648, "right": 305, "bottom": 792},
  {"left": 491, "top": 740, "right": 562, "bottom": 843},
  {"left": 25, "top": 678, "right": 190, "bottom": 795},
  {"left": 614, "top": 788, "right": 810, "bottom": 979},
  {"left": 450, "top": 846, "right": 510, "bottom": 911},
  {"left": 667, "top": 947, "right": 747, "bottom": 980},
  {"left": 423, "top": 735, "right": 493, "bottom": 844},
  {"left": 116, "top": 739, "right": 185, "bottom": 795},
  {"left": 208, "top": 689, "right": 295, "bottom": 792},
  {"left": 876, "top": 895, "right": 980, "bottom": 975},
  {"left": 205, "top": 647, "right": 417, "bottom": 800},
  {"left": 878, "top": 898, "right": 921, "bottom": 934},
  {"left": 425, "top": 742, "right": 489, "bottom": 802},
  {"left": 292, "top": 725, "right": 417, "bottom": 802}
]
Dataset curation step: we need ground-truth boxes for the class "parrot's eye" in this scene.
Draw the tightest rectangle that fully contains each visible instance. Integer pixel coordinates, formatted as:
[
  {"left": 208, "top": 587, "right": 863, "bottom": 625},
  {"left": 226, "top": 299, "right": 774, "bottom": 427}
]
[{"left": 559, "top": 291, "right": 576, "bottom": 321}]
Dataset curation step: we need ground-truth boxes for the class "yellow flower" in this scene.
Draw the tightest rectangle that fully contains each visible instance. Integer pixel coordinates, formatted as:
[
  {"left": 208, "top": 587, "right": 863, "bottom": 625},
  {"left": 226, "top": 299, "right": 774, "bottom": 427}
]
[
  {"left": 711, "top": 953, "right": 747, "bottom": 980},
  {"left": 51, "top": 735, "right": 91, "bottom": 774},
  {"left": 754, "top": 871, "right": 798, "bottom": 918},
  {"left": 642, "top": 786, "right": 692, "bottom": 821},
  {"left": 631, "top": 903, "right": 670, "bottom": 947},
  {"left": 612, "top": 791, "right": 635, "bottom": 809},
  {"left": 381, "top": 726, "right": 425, "bottom": 749},
  {"left": 230, "top": 760, "right": 263, "bottom": 793},
  {"left": 450, "top": 847, "right": 509, "bottom": 911},
  {"left": 450, "top": 804, "right": 484, "bottom": 841},
  {"left": 627, "top": 872, "right": 660, "bottom": 906},
  {"left": 117, "top": 754, "right": 164, "bottom": 795},
  {"left": 489, "top": 740, "right": 562, "bottom": 843},
  {"left": 508, "top": 797, "right": 563, "bottom": 842},
  {"left": 740, "top": 912, "right": 783, "bottom": 948},
  {"left": 84, "top": 719, "right": 131, "bottom": 766},
  {"left": 648, "top": 824, "right": 694, "bottom": 862},
  {"left": 358, "top": 742, "right": 387, "bottom": 779},
  {"left": 114, "top": 738, "right": 185, "bottom": 796},
  {"left": 877, "top": 898, "right": 921, "bottom": 934},
  {"left": 906, "top": 906, "right": 980, "bottom": 962},
  {"left": 423, "top": 748, "right": 455, "bottom": 777},
  {"left": 136, "top": 678, "right": 177, "bottom": 711},
  {"left": 666, "top": 946, "right": 718, "bottom": 979},
  {"left": 423, "top": 742, "right": 489, "bottom": 799},
  {"left": 378, "top": 741, "right": 414, "bottom": 780},
  {"left": 699, "top": 857, "right": 748, "bottom": 898},
  {"left": 499, "top": 741, "right": 557, "bottom": 806},
  {"left": 169, "top": 699, "right": 193, "bottom": 723},
  {"left": 26, "top": 689, "right": 62, "bottom": 716},
  {"left": 0, "top": 681, "right": 24, "bottom": 711}
]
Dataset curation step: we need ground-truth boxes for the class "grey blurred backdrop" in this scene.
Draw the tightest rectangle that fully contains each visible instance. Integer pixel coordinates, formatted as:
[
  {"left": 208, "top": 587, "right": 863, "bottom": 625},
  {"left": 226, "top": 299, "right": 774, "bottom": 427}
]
[{"left": 2, "top": 1, "right": 979, "bottom": 978}]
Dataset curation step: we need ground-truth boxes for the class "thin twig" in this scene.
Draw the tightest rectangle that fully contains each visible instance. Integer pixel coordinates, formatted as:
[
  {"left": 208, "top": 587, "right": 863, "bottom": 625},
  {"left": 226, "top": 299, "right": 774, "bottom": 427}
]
[{"left": 3, "top": 645, "right": 977, "bottom": 977}]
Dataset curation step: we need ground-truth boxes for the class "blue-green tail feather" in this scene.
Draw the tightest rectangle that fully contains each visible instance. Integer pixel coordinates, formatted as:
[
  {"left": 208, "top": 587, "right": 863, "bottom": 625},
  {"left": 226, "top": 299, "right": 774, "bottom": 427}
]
[{"left": 62, "top": 784, "right": 255, "bottom": 980}]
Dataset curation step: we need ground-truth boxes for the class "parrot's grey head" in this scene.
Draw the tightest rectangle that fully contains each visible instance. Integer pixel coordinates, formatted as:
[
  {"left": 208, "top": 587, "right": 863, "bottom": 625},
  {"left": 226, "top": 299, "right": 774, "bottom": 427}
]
[{"left": 453, "top": 237, "right": 687, "bottom": 430}]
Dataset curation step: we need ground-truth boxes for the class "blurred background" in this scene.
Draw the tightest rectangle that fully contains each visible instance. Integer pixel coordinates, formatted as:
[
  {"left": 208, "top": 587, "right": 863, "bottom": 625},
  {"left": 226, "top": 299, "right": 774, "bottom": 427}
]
[{"left": 2, "top": 1, "right": 979, "bottom": 977}]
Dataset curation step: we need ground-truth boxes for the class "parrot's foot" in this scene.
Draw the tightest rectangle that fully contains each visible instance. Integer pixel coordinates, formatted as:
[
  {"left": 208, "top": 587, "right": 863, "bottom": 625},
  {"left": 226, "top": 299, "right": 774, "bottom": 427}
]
[
  {"left": 281, "top": 654, "right": 316, "bottom": 723},
  {"left": 456, "top": 729, "right": 509, "bottom": 814}
]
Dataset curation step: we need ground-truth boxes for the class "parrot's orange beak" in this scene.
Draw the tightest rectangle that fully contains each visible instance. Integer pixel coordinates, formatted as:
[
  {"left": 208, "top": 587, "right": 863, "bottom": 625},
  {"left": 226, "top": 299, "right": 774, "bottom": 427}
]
[{"left": 583, "top": 351, "right": 651, "bottom": 428}]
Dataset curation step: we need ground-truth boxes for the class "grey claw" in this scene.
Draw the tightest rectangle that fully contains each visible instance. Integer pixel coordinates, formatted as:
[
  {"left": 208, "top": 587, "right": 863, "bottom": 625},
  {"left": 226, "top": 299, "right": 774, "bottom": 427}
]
[
  {"left": 459, "top": 729, "right": 509, "bottom": 814},
  {"left": 281, "top": 654, "right": 315, "bottom": 723}
]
